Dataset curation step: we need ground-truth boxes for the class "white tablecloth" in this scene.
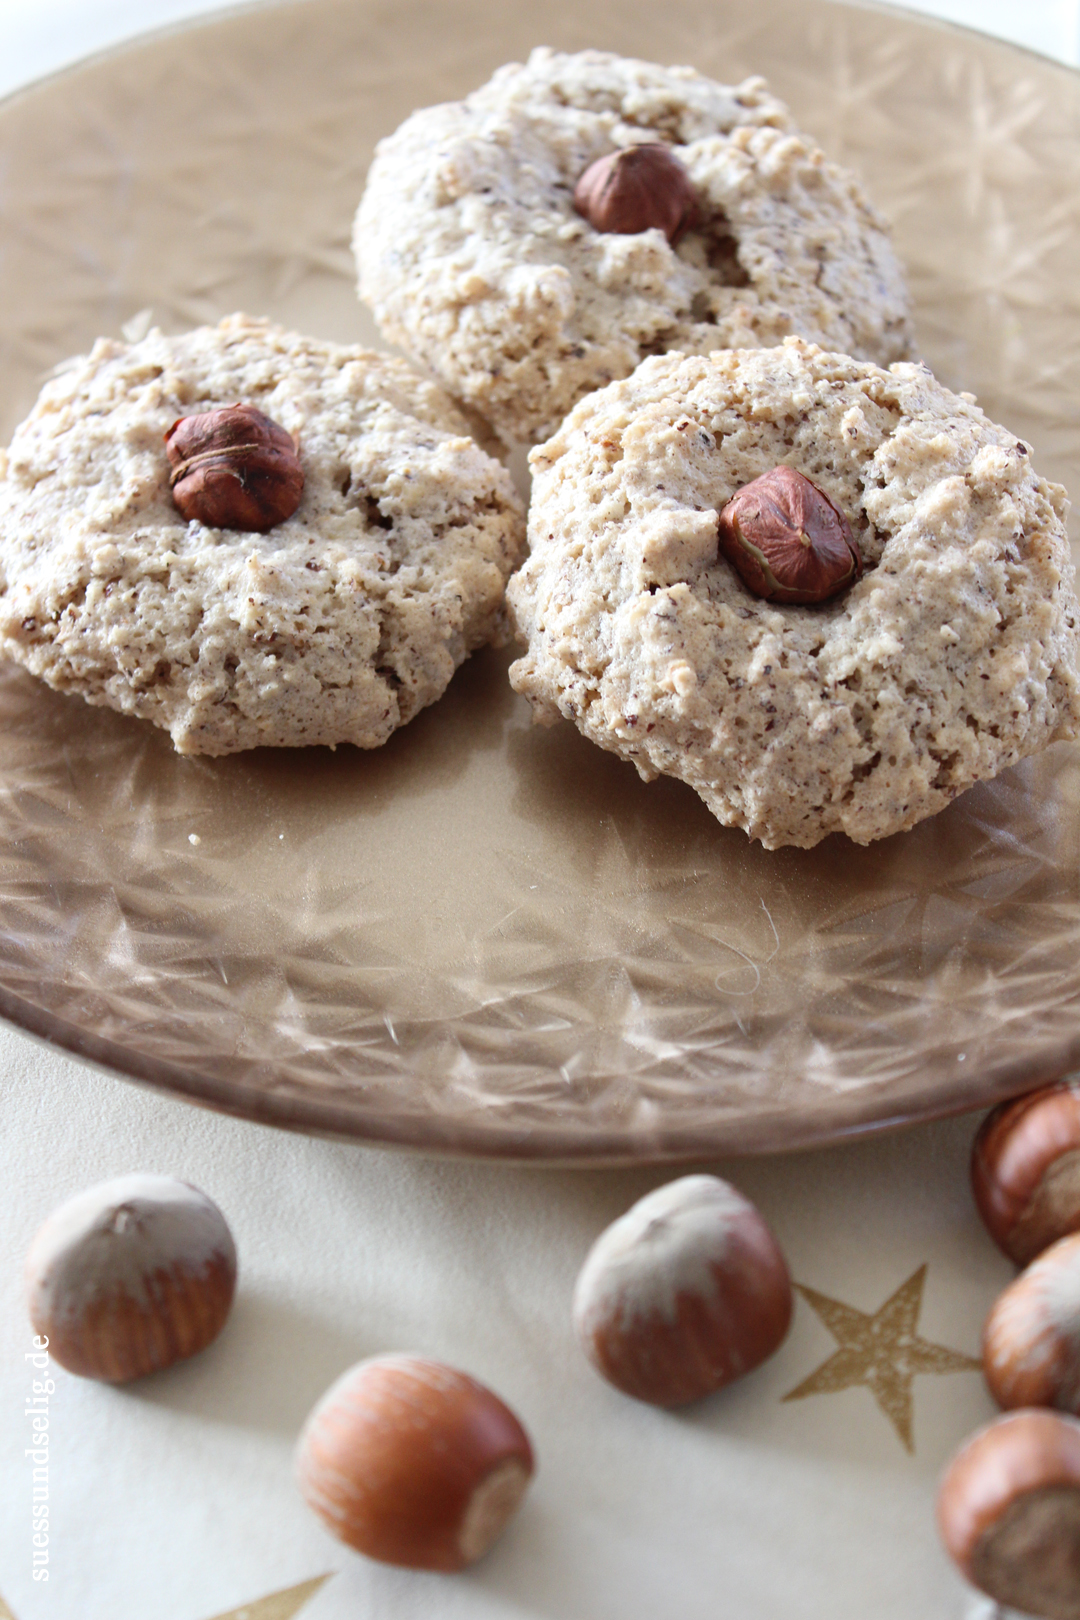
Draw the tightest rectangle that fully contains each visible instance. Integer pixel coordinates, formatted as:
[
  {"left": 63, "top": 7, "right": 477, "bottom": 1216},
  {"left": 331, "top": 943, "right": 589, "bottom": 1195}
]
[{"left": 0, "top": 5, "right": 1075, "bottom": 1619}]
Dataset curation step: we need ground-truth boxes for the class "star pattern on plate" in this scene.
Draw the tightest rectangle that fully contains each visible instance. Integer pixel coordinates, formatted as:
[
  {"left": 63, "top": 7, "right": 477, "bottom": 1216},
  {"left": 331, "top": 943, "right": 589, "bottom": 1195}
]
[
  {"left": 782, "top": 1265, "right": 981, "bottom": 1452},
  {"left": 1, "top": 0, "right": 1080, "bottom": 1159}
]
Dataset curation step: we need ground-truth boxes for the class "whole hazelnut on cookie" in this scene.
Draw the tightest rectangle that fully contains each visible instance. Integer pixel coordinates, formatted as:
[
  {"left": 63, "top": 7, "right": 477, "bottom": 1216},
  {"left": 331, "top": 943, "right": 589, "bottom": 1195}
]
[
  {"left": 573, "top": 144, "right": 699, "bottom": 246},
  {"left": 717, "top": 466, "right": 862, "bottom": 604},
  {"left": 983, "top": 1233, "right": 1080, "bottom": 1413},
  {"left": 25, "top": 1174, "right": 237, "bottom": 1382},
  {"left": 165, "top": 403, "right": 304, "bottom": 532},
  {"left": 938, "top": 1409, "right": 1080, "bottom": 1619},
  {"left": 572, "top": 1175, "right": 793, "bottom": 1407},
  {"left": 973, "top": 1086, "right": 1080, "bottom": 1266},
  {"left": 296, "top": 1354, "right": 534, "bottom": 1571}
]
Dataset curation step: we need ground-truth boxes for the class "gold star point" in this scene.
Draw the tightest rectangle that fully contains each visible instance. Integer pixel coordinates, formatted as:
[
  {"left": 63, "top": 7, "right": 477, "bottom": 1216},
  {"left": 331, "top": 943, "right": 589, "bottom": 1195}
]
[
  {"left": 0, "top": 1569, "right": 334, "bottom": 1620},
  {"left": 782, "top": 1264, "right": 980, "bottom": 1452},
  {"left": 205, "top": 1573, "right": 334, "bottom": 1620}
]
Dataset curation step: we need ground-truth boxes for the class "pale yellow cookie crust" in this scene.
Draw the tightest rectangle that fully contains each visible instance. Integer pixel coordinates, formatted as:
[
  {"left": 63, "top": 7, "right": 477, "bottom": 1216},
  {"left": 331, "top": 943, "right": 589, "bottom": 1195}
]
[
  {"left": 508, "top": 339, "right": 1080, "bottom": 848},
  {"left": 0, "top": 315, "right": 526, "bottom": 756},
  {"left": 355, "top": 47, "right": 914, "bottom": 445}
]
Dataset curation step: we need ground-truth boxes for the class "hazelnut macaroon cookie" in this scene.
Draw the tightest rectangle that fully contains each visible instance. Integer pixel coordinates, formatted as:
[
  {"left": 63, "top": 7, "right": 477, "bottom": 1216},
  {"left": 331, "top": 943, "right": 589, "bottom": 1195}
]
[
  {"left": 0, "top": 315, "right": 525, "bottom": 754},
  {"left": 507, "top": 337, "right": 1080, "bottom": 849},
  {"left": 354, "top": 47, "right": 914, "bottom": 446}
]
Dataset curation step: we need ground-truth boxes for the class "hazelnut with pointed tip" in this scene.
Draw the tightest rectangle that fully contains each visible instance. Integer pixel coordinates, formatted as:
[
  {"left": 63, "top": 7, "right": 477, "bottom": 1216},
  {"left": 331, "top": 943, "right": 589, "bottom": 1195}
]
[
  {"left": 165, "top": 403, "right": 303, "bottom": 532},
  {"left": 25, "top": 1173, "right": 237, "bottom": 1382},
  {"left": 938, "top": 1409, "right": 1080, "bottom": 1619},
  {"left": 573, "top": 144, "right": 699, "bottom": 246},
  {"left": 973, "top": 1085, "right": 1080, "bottom": 1266},
  {"left": 717, "top": 466, "right": 862, "bottom": 604},
  {"left": 983, "top": 1232, "right": 1080, "bottom": 1413},
  {"left": 572, "top": 1174, "right": 793, "bottom": 1407},
  {"left": 296, "top": 1354, "right": 534, "bottom": 1571}
]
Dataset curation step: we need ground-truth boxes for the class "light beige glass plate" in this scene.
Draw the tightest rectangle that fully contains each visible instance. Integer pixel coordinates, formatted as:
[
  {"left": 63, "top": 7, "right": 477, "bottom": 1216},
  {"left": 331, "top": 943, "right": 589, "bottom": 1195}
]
[{"left": 0, "top": 0, "right": 1078, "bottom": 1160}]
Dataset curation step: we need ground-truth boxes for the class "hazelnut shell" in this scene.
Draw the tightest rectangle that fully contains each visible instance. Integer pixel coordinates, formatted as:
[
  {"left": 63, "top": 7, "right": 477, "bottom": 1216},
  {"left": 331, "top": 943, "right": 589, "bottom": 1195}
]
[
  {"left": 984, "top": 1232, "right": 1080, "bottom": 1412},
  {"left": 572, "top": 143, "right": 699, "bottom": 246},
  {"left": 717, "top": 466, "right": 862, "bottom": 605},
  {"left": 25, "top": 1173, "right": 237, "bottom": 1382},
  {"left": 973, "top": 1084, "right": 1080, "bottom": 1265},
  {"left": 165, "top": 403, "right": 304, "bottom": 533},
  {"left": 296, "top": 1354, "right": 534, "bottom": 1571},
  {"left": 572, "top": 1174, "right": 793, "bottom": 1407},
  {"left": 938, "top": 1409, "right": 1080, "bottom": 1619}
]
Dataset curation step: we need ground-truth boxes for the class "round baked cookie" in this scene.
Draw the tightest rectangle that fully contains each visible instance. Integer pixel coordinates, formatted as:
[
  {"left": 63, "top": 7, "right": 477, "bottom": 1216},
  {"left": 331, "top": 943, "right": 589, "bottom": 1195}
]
[
  {"left": 354, "top": 47, "right": 914, "bottom": 446},
  {"left": 0, "top": 315, "right": 526, "bottom": 756},
  {"left": 507, "top": 338, "right": 1080, "bottom": 849}
]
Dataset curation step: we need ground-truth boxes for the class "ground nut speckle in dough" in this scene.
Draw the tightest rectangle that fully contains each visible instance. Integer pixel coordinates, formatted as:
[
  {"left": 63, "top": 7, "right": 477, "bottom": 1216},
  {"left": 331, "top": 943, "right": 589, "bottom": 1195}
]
[
  {"left": 0, "top": 316, "right": 526, "bottom": 756},
  {"left": 507, "top": 339, "right": 1080, "bottom": 849},
  {"left": 354, "top": 48, "right": 915, "bottom": 446}
]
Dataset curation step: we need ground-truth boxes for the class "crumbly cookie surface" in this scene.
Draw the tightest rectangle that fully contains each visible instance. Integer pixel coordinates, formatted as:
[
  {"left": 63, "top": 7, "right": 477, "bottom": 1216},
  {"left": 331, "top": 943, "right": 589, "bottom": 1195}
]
[
  {"left": 507, "top": 339, "right": 1080, "bottom": 848},
  {"left": 354, "top": 47, "right": 914, "bottom": 446},
  {"left": 0, "top": 315, "right": 525, "bottom": 755}
]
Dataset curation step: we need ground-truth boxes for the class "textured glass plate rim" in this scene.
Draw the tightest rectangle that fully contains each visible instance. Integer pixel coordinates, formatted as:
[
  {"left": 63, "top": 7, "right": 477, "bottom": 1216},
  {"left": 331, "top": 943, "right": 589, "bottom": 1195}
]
[
  {"left": 0, "top": 0, "right": 1078, "bottom": 1163},
  {"left": 3, "top": 972, "right": 1078, "bottom": 1162}
]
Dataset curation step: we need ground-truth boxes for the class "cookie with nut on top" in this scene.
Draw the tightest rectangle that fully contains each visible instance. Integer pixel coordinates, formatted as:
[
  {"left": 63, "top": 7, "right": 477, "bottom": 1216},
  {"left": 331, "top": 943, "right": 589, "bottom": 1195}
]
[
  {"left": 507, "top": 337, "right": 1080, "bottom": 849},
  {"left": 0, "top": 315, "right": 525, "bottom": 756},
  {"left": 354, "top": 47, "right": 914, "bottom": 446}
]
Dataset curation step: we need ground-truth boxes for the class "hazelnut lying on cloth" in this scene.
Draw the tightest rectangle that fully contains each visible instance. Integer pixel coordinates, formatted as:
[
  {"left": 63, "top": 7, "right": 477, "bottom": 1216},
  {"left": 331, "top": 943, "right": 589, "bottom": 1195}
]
[
  {"left": 573, "top": 144, "right": 699, "bottom": 246},
  {"left": 717, "top": 466, "right": 862, "bottom": 604},
  {"left": 572, "top": 1174, "right": 793, "bottom": 1407},
  {"left": 983, "top": 1233, "right": 1080, "bottom": 1413},
  {"left": 296, "top": 1354, "right": 534, "bottom": 1571},
  {"left": 165, "top": 403, "right": 304, "bottom": 532},
  {"left": 938, "top": 1409, "right": 1080, "bottom": 1619},
  {"left": 25, "top": 1173, "right": 237, "bottom": 1382},
  {"left": 973, "top": 1085, "right": 1080, "bottom": 1266}
]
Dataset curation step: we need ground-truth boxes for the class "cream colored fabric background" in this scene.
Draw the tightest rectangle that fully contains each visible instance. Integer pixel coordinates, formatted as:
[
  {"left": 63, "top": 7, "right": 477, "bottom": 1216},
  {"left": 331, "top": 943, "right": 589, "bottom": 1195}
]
[{"left": 0, "top": 3, "right": 1075, "bottom": 1619}]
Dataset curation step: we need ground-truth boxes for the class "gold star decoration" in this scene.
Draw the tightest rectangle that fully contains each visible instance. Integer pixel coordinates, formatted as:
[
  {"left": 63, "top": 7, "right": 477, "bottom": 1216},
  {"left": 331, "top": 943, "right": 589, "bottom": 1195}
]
[
  {"left": 0, "top": 1571, "right": 333, "bottom": 1620},
  {"left": 206, "top": 1574, "right": 333, "bottom": 1620},
  {"left": 782, "top": 1264, "right": 981, "bottom": 1452}
]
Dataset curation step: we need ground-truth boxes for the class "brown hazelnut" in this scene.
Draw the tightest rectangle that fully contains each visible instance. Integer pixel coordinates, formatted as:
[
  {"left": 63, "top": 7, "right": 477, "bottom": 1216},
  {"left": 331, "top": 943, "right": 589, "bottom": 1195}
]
[
  {"left": 25, "top": 1173, "right": 237, "bottom": 1382},
  {"left": 717, "top": 466, "right": 862, "bottom": 604},
  {"left": 983, "top": 1233, "right": 1080, "bottom": 1412},
  {"left": 937, "top": 1409, "right": 1080, "bottom": 1619},
  {"left": 573, "top": 144, "right": 699, "bottom": 246},
  {"left": 295, "top": 1354, "right": 534, "bottom": 1571},
  {"left": 973, "top": 1084, "right": 1080, "bottom": 1265},
  {"left": 165, "top": 403, "right": 303, "bottom": 532},
  {"left": 572, "top": 1174, "right": 793, "bottom": 1407}
]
